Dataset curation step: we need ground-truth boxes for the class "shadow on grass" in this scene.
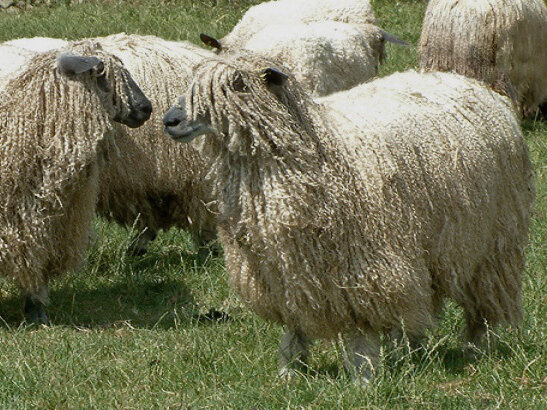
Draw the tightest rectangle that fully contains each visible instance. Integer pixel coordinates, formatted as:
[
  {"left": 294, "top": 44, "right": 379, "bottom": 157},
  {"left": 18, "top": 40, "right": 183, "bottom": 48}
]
[{"left": 0, "top": 246, "right": 229, "bottom": 330}]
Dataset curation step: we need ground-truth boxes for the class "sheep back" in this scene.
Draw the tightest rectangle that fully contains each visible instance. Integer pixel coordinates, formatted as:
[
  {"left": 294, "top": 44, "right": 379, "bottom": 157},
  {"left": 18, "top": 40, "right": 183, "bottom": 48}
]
[{"left": 222, "top": 0, "right": 376, "bottom": 48}]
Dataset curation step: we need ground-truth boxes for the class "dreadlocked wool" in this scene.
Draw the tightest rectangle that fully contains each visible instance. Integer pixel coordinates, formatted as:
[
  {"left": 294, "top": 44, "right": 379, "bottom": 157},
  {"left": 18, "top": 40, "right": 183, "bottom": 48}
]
[
  {"left": 222, "top": 0, "right": 376, "bottom": 49},
  {"left": 94, "top": 33, "right": 218, "bottom": 246},
  {"left": 0, "top": 40, "right": 146, "bottom": 306},
  {"left": 226, "top": 21, "right": 390, "bottom": 97},
  {"left": 179, "top": 54, "right": 533, "bottom": 358},
  {"left": 419, "top": 0, "right": 547, "bottom": 117}
]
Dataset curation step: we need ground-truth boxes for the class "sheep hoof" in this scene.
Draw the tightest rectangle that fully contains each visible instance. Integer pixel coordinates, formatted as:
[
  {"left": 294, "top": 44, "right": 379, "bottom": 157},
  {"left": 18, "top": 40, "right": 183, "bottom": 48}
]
[
  {"left": 278, "top": 366, "right": 300, "bottom": 381},
  {"left": 126, "top": 242, "right": 148, "bottom": 257},
  {"left": 127, "top": 230, "right": 157, "bottom": 257},
  {"left": 24, "top": 297, "right": 47, "bottom": 325}
]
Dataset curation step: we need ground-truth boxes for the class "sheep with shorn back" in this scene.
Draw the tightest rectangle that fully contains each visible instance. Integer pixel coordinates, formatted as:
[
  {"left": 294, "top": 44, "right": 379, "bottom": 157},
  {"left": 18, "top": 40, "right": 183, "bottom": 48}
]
[
  {"left": 419, "top": 0, "right": 547, "bottom": 117},
  {"left": 0, "top": 40, "right": 152, "bottom": 323},
  {"left": 163, "top": 51, "right": 534, "bottom": 380},
  {"left": 88, "top": 33, "right": 217, "bottom": 255}
]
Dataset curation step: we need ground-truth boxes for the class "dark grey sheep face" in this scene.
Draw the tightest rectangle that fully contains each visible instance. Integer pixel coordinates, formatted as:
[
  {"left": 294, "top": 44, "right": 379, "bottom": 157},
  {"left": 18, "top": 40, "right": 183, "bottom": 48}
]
[{"left": 57, "top": 52, "right": 152, "bottom": 128}]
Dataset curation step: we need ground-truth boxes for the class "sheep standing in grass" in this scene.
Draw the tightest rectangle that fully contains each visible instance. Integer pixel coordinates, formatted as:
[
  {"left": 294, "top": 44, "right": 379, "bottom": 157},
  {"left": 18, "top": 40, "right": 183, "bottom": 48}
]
[
  {"left": 163, "top": 52, "right": 534, "bottom": 380},
  {"left": 90, "top": 34, "right": 217, "bottom": 255},
  {"left": 419, "top": 0, "right": 547, "bottom": 117},
  {"left": 0, "top": 41, "right": 152, "bottom": 323}
]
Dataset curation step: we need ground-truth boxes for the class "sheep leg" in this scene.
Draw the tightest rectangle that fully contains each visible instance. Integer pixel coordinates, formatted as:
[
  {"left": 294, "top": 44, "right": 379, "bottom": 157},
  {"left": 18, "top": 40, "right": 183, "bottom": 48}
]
[
  {"left": 278, "top": 330, "right": 311, "bottom": 379},
  {"left": 23, "top": 285, "right": 48, "bottom": 325},
  {"left": 127, "top": 228, "right": 157, "bottom": 256},
  {"left": 342, "top": 329, "right": 380, "bottom": 383}
]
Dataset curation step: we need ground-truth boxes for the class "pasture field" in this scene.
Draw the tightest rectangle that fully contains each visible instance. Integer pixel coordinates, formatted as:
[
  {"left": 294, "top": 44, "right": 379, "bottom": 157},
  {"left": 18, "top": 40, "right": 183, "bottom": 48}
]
[{"left": 0, "top": 0, "right": 545, "bottom": 408}]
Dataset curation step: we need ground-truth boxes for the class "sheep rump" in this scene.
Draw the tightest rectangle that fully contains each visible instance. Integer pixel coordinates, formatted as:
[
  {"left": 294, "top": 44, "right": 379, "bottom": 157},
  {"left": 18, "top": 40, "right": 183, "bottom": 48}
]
[
  {"left": 419, "top": 0, "right": 547, "bottom": 116},
  {"left": 177, "top": 54, "right": 533, "bottom": 346}
]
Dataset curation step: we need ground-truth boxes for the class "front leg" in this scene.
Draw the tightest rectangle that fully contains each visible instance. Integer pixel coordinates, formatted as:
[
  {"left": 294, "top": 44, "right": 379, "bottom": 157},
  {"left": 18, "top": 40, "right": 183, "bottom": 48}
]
[
  {"left": 127, "top": 228, "right": 157, "bottom": 256},
  {"left": 342, "top": 329, "right": 381, "bottom": 383},
  {"left": 278, "top": 329, "right": 311, "bottom": 379},
  {"left": 24, "top": 285, "right": 49, "bottom": 325}
]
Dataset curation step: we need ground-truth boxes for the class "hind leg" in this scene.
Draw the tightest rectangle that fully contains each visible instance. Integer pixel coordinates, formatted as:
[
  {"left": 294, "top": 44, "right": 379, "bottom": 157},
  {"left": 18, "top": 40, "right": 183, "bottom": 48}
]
[{"left": 278, "top": 329, "right": 311, "bottom": 379}]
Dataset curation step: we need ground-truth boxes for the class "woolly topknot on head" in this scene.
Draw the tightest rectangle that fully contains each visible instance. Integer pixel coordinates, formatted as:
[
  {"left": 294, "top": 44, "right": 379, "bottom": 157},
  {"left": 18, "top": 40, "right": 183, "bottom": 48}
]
[{"left": 165, "top": 51, "right": 319, "bottom": 157}]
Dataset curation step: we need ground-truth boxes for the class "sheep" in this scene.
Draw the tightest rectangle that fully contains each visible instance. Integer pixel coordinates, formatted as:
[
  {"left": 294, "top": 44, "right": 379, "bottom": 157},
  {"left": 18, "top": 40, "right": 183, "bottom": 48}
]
[
  {"left": 202, "top": 22, "right": 408, "bottom": 97},
  {"left": 0, "top": 40, "right": 152, "bottom": 323},
  {"left": 163, "top": 52, "right": 534, "bottom": 380},
  {"left": 89, "top": 33, "right": 218, "bottom": 255},
  {"left": 419, "top": 0, "right": 547, "bottom": 117},
  {"left": 221, "top": 0, "right": 377, "bottom": 49}
]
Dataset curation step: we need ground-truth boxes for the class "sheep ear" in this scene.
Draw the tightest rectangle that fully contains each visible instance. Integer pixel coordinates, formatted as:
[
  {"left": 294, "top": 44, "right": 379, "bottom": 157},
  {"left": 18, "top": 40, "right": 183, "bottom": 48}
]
[
  {"left": 261, "top": 67, "right": 288, "bottom": 86},
  {"left": 57, "top": 54, "right": 102, "bottom": 76},
  {"left": 200, "top": 33, "right": 222, "bottom": 50}
]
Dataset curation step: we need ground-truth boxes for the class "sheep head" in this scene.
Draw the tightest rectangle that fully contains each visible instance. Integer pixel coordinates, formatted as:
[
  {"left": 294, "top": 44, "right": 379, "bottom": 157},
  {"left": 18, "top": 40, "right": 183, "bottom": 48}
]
[
  {"left": 163, "top": 57, "right": 290, "bottom": 146},
  {"left": 57, "top": 46, "right": 152, "bottom": 128}
]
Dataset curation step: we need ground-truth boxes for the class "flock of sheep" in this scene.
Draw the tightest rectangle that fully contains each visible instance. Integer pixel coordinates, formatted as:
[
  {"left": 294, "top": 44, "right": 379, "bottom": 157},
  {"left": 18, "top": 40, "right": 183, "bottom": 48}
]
[{"left": 0, "top": 0, "right": 544, "bottom": 382}]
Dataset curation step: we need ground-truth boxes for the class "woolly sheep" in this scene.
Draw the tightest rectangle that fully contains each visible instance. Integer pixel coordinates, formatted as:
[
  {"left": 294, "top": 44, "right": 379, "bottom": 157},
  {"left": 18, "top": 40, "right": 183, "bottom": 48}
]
[
  {"left": 202, "top": 22, "right": 408, "bottom": 97},
  {"left": 163, "top": 52, "right": 534, "bottom": 380},
  {"left": 0, "top": 41, "right": 152, "bottom": 323},
  {"left": 419, "top": 0, "right": 547, "bottom": 117},
  {"left": 90, "top": 33, "right": 218, "bottom": 255},
  {"left": 221, "top": 0, "right": 376, "bottom": 48}
]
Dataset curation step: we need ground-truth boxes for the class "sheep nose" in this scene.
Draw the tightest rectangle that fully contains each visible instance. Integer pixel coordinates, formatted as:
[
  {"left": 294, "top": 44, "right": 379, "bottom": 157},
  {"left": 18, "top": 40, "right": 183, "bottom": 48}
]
[
  {"left": 163, "top": 106, "right": 184, "bottom": 127},
  {"left": 139, "top": 99, "right": 153, "bottom": 116}
]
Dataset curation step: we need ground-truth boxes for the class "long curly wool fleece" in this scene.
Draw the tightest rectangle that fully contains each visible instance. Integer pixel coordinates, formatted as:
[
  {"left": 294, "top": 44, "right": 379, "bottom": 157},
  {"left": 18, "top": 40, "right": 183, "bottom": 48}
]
[
  {"left": 183, "top": 53, "right": 534, "bottom": 339},
  {"left": 0, "top": 41, "right": 131, "bottom": 299},
  {"left": 419, "top": 0, "right": 547, "bottom": 116},
  {"left": 95, "top": 33, "right": 218, "bottom": 243}
]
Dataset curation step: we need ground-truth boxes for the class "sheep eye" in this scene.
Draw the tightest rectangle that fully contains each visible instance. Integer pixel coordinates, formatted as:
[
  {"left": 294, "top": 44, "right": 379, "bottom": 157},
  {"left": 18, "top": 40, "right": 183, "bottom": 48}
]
[{"left": 232, "top": 74, "right": 249, "bottom": 93}]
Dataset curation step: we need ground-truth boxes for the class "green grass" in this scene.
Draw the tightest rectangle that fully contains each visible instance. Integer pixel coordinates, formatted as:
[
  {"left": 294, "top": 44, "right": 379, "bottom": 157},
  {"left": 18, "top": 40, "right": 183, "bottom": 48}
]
[{"left": 0, "top": 0, "right": 545, "bottom": 407}]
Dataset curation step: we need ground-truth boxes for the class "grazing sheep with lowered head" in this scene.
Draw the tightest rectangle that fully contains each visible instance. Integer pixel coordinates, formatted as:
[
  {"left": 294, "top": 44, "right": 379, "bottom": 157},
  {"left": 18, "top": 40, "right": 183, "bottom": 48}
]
[
  {"left": 419, "top": 0, "right": 547, "bottom": 117},
  {"left": 0, "top": 41, "right": 152, "bottom": 323},
  {"left": 201, "top": 22, "right": 408, "bottom": 97},
  {"left": 163, "top": 52, "right": 534, "bottom": 380}
]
